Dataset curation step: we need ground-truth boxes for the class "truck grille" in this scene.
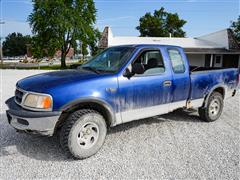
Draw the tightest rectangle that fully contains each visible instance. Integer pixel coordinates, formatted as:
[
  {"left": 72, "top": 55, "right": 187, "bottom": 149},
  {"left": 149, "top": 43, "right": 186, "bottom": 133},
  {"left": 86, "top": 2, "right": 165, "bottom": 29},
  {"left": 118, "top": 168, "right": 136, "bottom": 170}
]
[{"left": 15, "top": 88, "right": 24, "bottom": 104}]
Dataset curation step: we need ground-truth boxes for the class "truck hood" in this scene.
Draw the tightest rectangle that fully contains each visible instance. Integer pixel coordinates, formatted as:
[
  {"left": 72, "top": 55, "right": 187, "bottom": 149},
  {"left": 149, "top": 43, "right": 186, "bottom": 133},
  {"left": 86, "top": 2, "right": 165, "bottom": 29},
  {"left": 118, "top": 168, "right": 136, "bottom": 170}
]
[{"left": 17, "top": 69, "right": 102, "bottom": 92}]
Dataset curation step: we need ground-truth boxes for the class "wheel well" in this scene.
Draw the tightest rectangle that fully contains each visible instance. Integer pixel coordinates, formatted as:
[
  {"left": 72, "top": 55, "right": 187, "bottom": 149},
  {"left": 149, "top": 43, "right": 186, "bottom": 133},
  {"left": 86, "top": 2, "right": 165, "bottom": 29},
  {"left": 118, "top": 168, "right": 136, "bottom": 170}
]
[
  {"left": 56, "top": 102, "right": 113, "bottom": 131},
  {"left": 202, "top": 87, "right": 225, "bottom": 108},
  {"left": 213, "top": 87, "right": 225, "bottom": 98}
]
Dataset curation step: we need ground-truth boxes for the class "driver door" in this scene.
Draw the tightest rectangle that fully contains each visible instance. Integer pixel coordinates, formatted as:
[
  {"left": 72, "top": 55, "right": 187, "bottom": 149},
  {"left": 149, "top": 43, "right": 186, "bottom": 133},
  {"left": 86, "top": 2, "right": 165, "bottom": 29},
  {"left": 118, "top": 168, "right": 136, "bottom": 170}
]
[{"left": 117, "top": 48, "right": 173, "bottom": 123}]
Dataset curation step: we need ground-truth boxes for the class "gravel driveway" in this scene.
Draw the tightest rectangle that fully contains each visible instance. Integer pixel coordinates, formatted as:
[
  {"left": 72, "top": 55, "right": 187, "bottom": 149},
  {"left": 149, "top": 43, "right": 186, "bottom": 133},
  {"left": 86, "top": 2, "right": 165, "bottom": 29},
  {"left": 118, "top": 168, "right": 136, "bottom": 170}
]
[{"left": 0, "top": 70, "right": 239, "bottom": 179}]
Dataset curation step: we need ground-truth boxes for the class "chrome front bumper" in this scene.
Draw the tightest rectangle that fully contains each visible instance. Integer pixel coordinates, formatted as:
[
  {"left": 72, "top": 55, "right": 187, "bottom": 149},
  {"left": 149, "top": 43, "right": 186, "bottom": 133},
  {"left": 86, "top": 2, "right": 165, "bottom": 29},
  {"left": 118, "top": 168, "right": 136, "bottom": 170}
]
[{"left": 5, "top": 97, "right": 61, "bottom": 136}]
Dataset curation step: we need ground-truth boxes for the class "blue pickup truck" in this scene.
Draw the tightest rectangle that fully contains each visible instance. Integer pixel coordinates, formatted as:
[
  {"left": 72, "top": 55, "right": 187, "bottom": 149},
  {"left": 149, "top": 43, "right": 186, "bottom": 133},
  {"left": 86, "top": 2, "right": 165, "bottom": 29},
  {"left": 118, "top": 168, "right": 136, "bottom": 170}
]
[{"left": 6, "top": 45, "right": 239, "bottom": 159}]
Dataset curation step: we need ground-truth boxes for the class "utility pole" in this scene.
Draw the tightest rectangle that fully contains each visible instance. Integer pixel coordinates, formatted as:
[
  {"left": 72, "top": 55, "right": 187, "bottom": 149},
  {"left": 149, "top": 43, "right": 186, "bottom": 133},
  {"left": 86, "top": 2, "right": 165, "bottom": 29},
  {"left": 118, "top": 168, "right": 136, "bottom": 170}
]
[{"left": 0, "top": 21, "right": 5, "bottom": 66}]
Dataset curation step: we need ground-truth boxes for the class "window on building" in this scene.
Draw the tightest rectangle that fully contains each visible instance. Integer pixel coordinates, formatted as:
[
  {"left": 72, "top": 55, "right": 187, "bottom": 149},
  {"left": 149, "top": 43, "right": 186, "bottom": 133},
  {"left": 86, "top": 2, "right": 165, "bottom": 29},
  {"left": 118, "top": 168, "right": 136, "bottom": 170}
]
[
  {"left": 214, "top": 55, "right": 223, "bottom": 67},
  {"left": 215, "top": 55, "right": 222, "bottom": 63}
]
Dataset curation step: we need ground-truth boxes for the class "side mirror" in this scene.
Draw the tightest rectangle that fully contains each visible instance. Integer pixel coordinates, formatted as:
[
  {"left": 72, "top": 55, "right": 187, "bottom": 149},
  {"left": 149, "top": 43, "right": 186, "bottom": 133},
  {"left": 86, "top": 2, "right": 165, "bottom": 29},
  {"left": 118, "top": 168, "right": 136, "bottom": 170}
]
[
  {"left": 123, "top": 67, "right": 132, "bottom": 78},
  {"left": 123, "top": 63, "right": 145, "bottom": 78},
  {"left": 132, "top": 63, "right": 145, "bottom": 75}
]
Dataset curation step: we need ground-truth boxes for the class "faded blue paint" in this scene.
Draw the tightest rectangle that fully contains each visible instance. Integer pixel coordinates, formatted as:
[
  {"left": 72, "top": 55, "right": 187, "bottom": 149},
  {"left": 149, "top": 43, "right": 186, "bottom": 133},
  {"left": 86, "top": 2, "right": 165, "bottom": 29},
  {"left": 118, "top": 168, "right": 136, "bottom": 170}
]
[
  {"left": 163, "top": 46, "right": 191, "bottom": 102},
  {"left": 190, "top": 68, "right": 239, "bottom": 99},
  {"left": 117, "top": 45, "right": 191, "bottom": 113},
  {"left": 16, "top": 45, "right": 239, "bottom": 118},
  {"left": 17, "top": 70, "right": 119, "bottom": 112}
]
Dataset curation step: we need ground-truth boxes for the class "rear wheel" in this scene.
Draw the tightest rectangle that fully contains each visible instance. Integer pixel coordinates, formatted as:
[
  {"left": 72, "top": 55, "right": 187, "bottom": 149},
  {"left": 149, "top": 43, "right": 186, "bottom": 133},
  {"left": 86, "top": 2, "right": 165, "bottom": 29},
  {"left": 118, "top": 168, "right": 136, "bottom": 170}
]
[
  {"left": 60, "top": 109, "right": 107, "bottom": 159},
  {"left": 198, "top": 92, "right": 223, "bottom": 122}
]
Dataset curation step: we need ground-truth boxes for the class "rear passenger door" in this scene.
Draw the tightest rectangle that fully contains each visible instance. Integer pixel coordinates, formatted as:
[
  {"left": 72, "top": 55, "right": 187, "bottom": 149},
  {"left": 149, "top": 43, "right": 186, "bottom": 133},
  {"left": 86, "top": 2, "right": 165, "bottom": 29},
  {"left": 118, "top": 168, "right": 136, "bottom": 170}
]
[{"left": 167, "top": 48, "right": 191, "bottom": 107}]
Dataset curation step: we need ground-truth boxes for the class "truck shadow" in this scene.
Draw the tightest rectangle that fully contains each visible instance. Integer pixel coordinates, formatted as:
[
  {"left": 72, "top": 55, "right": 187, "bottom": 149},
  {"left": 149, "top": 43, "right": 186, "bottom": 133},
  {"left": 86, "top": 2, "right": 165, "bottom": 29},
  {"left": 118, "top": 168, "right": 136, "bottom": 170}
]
[
  {"left": 109, "top": 109, "right": 203, "bottom": 134},
  {"left": 0, "top": 115, "right": 70, "bottom": 162},
  {"left": 0, "top": 109, "right": 203, "bottom": 162}
]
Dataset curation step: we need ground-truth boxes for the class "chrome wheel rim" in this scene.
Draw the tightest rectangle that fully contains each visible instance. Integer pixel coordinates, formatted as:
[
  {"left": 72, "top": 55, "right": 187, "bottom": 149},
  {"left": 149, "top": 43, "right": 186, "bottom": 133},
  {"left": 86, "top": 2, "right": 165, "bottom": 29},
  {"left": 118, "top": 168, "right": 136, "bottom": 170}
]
[
  {"left": 208, "top": 98, "right": 221, "bottom": 119},
  {"left": 77, "top": 122, "right": 99, "bottom": 149}
]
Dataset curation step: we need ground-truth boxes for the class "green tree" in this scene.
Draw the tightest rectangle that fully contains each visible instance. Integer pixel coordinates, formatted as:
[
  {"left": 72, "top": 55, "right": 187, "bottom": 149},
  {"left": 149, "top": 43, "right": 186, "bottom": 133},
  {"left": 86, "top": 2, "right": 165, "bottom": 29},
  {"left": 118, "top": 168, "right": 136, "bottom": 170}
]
[
  {"left": 81, "top": 42, "right": 88, "bottom": 58},
  {"left": 230, "top": 16, "right": 240, "bottom": 42},
  {"left": 136, "top": 7, "right": 187, "bottom": 37},
  {"left": 89, "top": 28, "right": 101, "bottom": 56},
  {"left": 31, "top": 35, "right": 56, "bottom": 59},
  {"left": 28, "top": 0, "right": 97, "bottom": 68},
  {"left": 2, "top": 33, "right": 31, "bottom": 57}
]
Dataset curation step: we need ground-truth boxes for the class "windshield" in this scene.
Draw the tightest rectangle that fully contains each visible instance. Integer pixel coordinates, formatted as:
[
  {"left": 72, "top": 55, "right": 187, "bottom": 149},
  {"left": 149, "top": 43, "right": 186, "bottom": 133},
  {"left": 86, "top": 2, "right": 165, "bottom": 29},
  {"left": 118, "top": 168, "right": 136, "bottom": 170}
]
[{"left": 81, "top": 46, "right": 135, "bottom": 73}]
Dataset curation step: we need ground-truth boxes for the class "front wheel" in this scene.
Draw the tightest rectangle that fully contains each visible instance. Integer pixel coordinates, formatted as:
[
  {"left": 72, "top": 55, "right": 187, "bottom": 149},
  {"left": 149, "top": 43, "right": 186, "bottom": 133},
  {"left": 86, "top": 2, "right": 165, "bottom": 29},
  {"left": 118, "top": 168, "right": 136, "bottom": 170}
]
[
  {"left": 60, "top": 109, "right": 107, "bottom": 159},
  {"left": 198, "top": 92, "right": 224, "bottom": 122}
]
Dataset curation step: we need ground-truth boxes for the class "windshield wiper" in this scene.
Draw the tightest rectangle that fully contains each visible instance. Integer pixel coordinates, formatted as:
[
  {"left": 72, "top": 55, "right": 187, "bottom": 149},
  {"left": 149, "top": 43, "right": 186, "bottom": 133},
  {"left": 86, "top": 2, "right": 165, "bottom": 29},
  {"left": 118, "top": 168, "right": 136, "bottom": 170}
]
[{"left": 82, "top": 66, "right": 100, "bottom": 74}]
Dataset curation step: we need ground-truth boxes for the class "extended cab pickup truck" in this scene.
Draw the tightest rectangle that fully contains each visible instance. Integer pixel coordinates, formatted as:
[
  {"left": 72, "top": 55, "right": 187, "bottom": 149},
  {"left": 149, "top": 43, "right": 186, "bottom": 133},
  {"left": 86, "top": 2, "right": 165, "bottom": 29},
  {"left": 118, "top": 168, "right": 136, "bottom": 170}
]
[{"left": 6, "top": 45, "right": 239, "bottom": 159}]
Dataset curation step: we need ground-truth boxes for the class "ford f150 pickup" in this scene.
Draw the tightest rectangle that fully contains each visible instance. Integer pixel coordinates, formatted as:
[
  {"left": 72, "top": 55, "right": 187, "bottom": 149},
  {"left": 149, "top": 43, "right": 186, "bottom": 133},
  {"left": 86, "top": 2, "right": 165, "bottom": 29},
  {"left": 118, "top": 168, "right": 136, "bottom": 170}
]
[{"left": 6, "top": 45, "right": 239, "bottom": 159}]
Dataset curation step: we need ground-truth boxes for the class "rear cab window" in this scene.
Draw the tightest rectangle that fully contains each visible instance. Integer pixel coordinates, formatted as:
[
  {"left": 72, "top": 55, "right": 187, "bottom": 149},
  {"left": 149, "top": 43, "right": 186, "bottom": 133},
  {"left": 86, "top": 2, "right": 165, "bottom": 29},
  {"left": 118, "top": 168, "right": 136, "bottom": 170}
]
[{"left": 168, "top": 49, "right": 185, "bottom": 73}]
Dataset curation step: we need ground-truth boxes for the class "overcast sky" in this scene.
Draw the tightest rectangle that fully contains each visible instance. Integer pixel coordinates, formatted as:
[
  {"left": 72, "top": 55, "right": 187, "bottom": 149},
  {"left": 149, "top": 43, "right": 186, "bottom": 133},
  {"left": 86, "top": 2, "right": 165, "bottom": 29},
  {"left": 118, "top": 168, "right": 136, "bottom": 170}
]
[{"left": 0, "top": 0, "right": 239, "bottom": 39}]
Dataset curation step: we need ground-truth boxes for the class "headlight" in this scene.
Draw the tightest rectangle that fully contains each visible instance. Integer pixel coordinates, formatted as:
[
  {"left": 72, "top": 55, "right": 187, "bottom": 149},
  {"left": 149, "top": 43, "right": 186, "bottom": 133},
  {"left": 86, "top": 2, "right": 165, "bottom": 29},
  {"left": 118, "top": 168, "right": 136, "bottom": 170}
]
[{"left": 23, "top": 93, "right": 52, "bottom": 110}]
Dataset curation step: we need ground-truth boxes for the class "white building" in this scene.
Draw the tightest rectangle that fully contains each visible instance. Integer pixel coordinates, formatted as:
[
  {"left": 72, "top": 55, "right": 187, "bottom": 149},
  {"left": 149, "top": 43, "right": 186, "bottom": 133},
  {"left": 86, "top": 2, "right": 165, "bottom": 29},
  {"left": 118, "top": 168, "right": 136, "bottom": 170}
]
[{"left": 99, "top": 27, "right": 240, "bottom": 68}]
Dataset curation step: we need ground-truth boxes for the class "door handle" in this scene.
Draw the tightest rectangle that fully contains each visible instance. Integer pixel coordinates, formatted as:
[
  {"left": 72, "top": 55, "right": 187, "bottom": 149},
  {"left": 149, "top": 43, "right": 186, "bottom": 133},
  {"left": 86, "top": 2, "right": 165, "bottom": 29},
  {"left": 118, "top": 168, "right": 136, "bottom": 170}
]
[{"left": 163, "top": 80, "right": 172, "bottom": 87}]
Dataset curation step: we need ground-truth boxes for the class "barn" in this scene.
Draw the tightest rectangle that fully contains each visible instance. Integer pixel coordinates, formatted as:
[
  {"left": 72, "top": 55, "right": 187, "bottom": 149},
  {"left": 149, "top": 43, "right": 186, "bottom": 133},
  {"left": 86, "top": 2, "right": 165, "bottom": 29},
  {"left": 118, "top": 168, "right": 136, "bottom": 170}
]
[{"left": 99, "top": 27, "right": 240, "bottom": 68}]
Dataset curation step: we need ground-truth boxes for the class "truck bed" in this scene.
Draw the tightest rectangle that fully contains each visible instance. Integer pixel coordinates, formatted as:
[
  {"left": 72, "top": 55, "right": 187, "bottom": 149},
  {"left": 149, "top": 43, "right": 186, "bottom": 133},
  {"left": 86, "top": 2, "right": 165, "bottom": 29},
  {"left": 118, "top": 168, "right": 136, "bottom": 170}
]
[
  {"left": 190, "top": 67, "right": 239, "bottom": 100},
  {"left": 190, "top": 66, "right": 230, "bottom": 72}
]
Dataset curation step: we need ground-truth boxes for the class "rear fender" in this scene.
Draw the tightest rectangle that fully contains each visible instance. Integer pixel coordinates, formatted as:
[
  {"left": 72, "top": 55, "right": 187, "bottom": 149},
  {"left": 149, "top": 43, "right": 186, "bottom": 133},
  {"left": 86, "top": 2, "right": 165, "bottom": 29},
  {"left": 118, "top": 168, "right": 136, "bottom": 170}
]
[{"left": 202, "top": 84, "right": 226, "bottom": 108}]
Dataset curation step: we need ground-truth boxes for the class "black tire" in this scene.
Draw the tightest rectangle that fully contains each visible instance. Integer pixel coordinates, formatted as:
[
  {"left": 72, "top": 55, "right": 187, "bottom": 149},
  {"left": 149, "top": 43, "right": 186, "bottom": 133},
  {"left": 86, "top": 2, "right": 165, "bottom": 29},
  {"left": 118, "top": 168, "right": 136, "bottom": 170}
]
[
  {"left": 60, "top": 109, "right": 107, "bottom": 159},
  {"left": 198, "top": 92, "right": 224, "bottom": 122}
]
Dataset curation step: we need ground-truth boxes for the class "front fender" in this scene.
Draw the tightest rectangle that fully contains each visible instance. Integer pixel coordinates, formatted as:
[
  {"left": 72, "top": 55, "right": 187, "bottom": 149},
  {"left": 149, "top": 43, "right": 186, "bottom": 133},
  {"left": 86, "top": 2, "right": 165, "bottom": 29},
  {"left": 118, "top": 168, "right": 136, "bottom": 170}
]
[{"left": 60, "top": 97, "right": 120, "bottom": 126}]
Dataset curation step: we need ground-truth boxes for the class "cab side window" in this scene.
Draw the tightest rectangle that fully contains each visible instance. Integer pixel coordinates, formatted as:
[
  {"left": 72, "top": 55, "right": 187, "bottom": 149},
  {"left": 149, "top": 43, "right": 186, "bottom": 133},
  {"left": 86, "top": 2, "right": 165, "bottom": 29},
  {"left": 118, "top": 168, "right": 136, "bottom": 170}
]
[
  {"left": 168, "top": 49, "right": 185, "bottom": 73},
  {"left": 133, "top": 50, "right": 165, "bottom": 75}
]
